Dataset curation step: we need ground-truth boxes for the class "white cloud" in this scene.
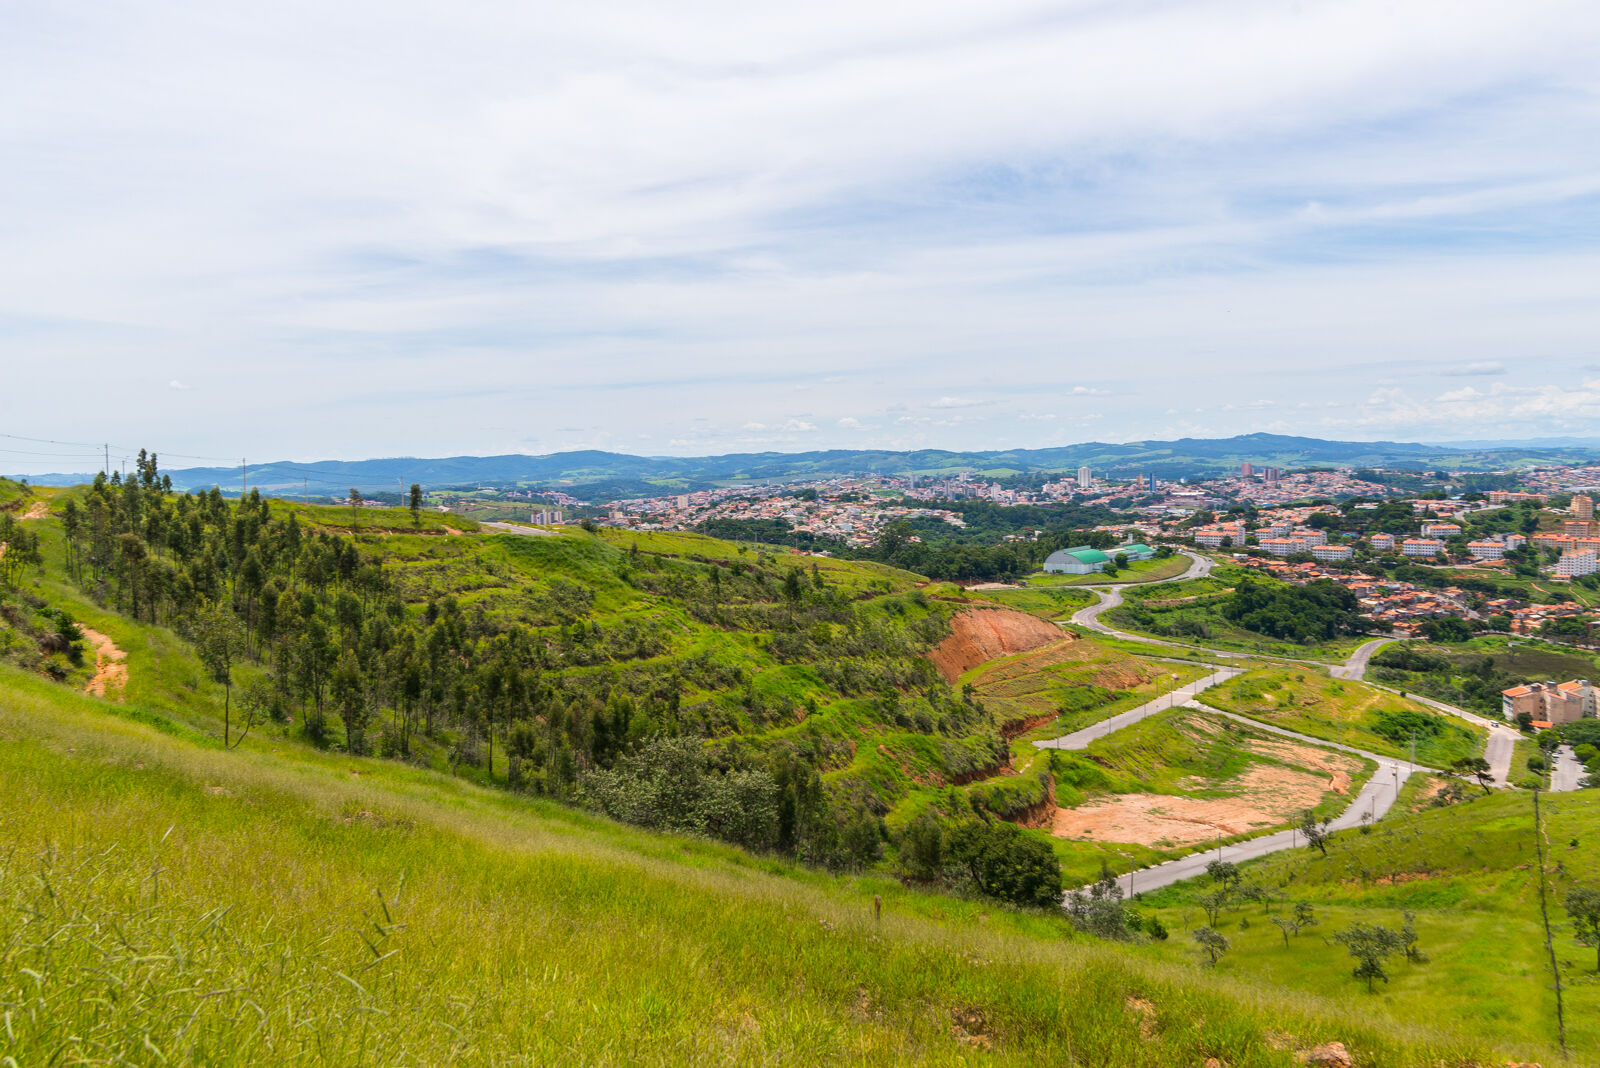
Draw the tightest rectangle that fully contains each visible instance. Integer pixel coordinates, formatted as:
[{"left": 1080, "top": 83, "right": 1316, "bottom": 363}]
[
  {"left": 1443, "top": 360, "right": 1508, "bottom": 376},
  {"left": 168, "top": 379, "right": 191, "bottom": 391},
  {"left": 2, "top": 1, "right": 1599, "bottom": 461},
  {"left": 836, "top": 416, "right": 864, "bottom": 430}
]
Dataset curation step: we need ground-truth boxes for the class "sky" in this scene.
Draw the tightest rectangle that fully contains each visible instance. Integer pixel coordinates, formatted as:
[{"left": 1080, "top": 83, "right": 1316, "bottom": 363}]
[{"left": 3, "top": 0, "right": 1600, "bottom": 473}]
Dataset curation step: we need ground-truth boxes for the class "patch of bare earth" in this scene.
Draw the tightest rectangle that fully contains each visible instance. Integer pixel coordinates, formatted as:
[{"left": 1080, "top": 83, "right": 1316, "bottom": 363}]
[
  {"left": 80, "top": 627, "right": 128, "bottom": 699},
  {"left": 927, "top": 606, "right": 1068, "bottom": 682},
  {"left": 22, "top": 501, "right": 48, "bottom": 520},
  {"left": 1244, "top": 738, "right": 1362, "bottom": 794},
  {"left": 1050, "top": 764, "right": 1336, "bottom": 848}
]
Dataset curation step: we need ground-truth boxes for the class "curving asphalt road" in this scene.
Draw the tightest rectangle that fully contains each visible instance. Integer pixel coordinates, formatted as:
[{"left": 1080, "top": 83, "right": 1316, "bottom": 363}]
[
  {"left": 1050, "top": 548, "right": 1569, "bottom": 893},
  {"left": 1329, "top": 638, "right": 1406, "bottom": 680},
  {"left": 1033, "top": 668, "right": 1243, "bottom": 750}
]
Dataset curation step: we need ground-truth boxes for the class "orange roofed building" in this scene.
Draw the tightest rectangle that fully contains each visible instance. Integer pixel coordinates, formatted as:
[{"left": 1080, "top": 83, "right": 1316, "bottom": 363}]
[{"left": 1502, "top": 680, "right": 1596, "bottom": 725}]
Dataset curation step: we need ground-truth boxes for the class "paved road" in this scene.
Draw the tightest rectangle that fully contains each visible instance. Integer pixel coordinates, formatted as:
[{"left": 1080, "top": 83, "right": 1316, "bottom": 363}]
[
  {"left": 1099, "top": 757, "right": 1423, "bottom": 897},
  {"left": 1329, "top": 637, "right": 1406, "bottom": 681},
  {"left": 1369, "top": 688, "right": 1516, "bottom": 786},
  {"left": 1551, "top": 745, "right": 1587, "bottom": 792},
  {"left": 1032, "top": 668, "right": 1243, "bottom": 750},
  {"left": 1069, "top": 585, "right": 1399, "bottom": 683}
]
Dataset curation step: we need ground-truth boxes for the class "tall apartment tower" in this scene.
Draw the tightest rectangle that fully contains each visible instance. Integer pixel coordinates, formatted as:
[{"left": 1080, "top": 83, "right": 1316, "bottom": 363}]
[
  {"left": 1240, "top": 462, "right": 1254, "bottom": 477},
  {"left": 1574, "top": 494, "right": 1594, "bottom": 521},
  {"left": 1263, "top": 467, "right": 1280, "bottom": 483},
  {"left": 1077, "top": 466, "right": 1092, "bottom": 489}
]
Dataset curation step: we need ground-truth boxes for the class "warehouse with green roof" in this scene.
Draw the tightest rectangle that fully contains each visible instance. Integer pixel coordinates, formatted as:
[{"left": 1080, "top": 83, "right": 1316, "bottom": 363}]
[
  {"left": 1041, "top": 543, "right": 1157, "bottom": 574},
  {"left": 1042, "top": 546, "right": 1111, "bottom": 574}
]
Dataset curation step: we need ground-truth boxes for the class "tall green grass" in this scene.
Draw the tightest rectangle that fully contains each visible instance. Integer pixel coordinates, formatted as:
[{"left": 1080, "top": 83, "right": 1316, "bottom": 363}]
[{"left": 0, "top": 667, "right": 1506, "bottom": 1066}]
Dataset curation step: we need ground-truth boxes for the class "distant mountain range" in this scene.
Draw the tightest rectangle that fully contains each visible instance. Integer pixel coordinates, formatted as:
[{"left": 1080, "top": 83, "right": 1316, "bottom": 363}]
[{"left": 18, "top": 432, "right": 1600, "bottom": 498}]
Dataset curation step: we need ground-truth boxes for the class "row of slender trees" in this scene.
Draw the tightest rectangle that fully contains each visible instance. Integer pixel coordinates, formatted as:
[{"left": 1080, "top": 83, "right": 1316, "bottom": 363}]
[{"left": 54, "top": 453, "right": 996, "bottom": 876}]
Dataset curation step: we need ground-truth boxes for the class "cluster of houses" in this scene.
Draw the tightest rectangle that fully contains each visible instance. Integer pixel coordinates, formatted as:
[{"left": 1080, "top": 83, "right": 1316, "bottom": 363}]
[{"left": 1235, "top": 556, "right": 1591, "bottom": 636}]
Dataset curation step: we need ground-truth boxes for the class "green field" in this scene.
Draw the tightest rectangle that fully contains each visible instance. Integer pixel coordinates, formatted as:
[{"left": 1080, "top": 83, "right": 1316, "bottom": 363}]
[
  {"left": 1136, "top": 789, "right": 1600, "bottom": 1063},
  {"left": 1510, "top": 737, "right": 1551, "bottom": 790},
  {"left": 1197, "top": 668, "right": 1485, "bottom": 767},
  {"left": 0, "top": 667, "right": 1508, "bottom": 1066},
  {"left": 969, "top": 584, "right": 1092, "bottom": 620},
  {"left": 1021, "top": 554, "right": 1191, "bottom": 587}
]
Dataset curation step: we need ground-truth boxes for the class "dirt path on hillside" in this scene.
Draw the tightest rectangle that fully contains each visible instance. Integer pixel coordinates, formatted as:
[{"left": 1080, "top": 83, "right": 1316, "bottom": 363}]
[
  {"left": 80, "top": 627, "right": 128, "bottom": 699},
  {"left": 22, "top": 501, "right": 48, "bottom": 520},
  {"left": 928, "top": 606, "right": 1067, "bottom": 681}
]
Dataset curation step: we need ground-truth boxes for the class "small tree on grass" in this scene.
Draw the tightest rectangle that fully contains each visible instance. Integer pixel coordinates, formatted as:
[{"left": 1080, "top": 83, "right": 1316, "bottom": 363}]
[
  {"left": 1271, "top": 916, "right": 1299, "bottom": 947},
  {"left": 1333, "top": 922, "right": 1405, "bottom": 992},
  {"left": 1398, "top": 910, "right": 1425, "bottom": 963},
  {"left": 1566, "top": 884, "right": 1600, "bottom": 973},
  {"left": 1293, "top": 902, "right": 1317, "bottom": 929},
  {"left": 1299, "top": 809, "right": 1331, "bottom": 855},
  {"left": 194, "top": 603, "right": 246, "bottom": 748},
  {"left": 1193, "top": 926, "right": 1229, "bottom": 966},
  {"left": 332, "top": 649, "right": 372, "bottom": 755},
  {"left": 1199, "top": 889, "right": 1231, "bottom": 927},
  {"left": 1066, "top": 866, "right": 1133, "bottom": 941},
  {"left": 408, "top": 483, "right": 423, "bottom": 528},
  {"left": 349, "top": 488, "right": 363, "bottom": 529},
  {"left": 1205, "top": 859, "right": 1242, "bottom": 893},
  {"left": 1452, "top": 756, "right": 1494, "bottom": 795}
]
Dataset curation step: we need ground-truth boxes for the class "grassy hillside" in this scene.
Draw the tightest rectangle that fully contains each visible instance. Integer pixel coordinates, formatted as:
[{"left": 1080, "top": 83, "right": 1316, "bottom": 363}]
[
  {"left": 1135, "top": 788, "right": 1600, "bottom": 1063},
  {"left": 968, "top": 584, "right": 1092, "bottom": 620},
  {"left": 0, "top": 477, "right": 1201, "bottom": 902},
  {"left": 0, "top": 666, "right": 1512, "bottom": 1066},
  {"left": 1198, "top": 667, "right": 1485, "bottom": 767}
]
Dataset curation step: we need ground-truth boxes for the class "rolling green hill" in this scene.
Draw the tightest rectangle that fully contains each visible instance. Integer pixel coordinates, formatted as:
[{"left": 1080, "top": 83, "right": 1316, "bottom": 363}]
[
  {"left": 0, "top": 466, "right": 1578, "bottom": 1064},
  {"left": 1136, "top": 788, "right": 1600, "bottom": 1062},
  {"left": 0, "top": 471, "right": 1170, "bottom": 898},
  {"left": 0, "top": 664, "right": 1515, "bottom": 1066}
]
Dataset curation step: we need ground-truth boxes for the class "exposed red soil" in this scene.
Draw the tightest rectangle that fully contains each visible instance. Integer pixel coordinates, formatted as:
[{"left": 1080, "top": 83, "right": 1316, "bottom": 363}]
[
  {"left": 80, "top": 627, "right": 128, "bottom": 699},
  {"left": 1049, "top": 764, "right": 1339, "bottom": 848},
  {"left": 22, "top": 501, "right": 48, "bottom": 520},
  {"left": 927, "top": 606, "right": 1068, "bottom": 682}
]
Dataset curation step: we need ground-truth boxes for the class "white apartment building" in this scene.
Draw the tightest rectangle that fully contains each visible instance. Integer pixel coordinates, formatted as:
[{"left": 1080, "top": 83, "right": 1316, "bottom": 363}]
[
  {"left": 1311, "top": 544, "right": 1353, "bottom": 561},
  {"left": 1466, "top": 540, "right": 1506, "bottom": 560},
  {"left": 1077, "top": 466, "right": 1092, "bottom": 489},
  {"left": 1558, "top": 549, "right": 1599, "bottom": 578},
  {"left": 1260, "top": 537, "right": 1309, "bottom": 557},
  {"left": 1370, "top": 533, "right": 1396, "bottom": 552},
  {"left": 1421, "top": 522, "right": 1462, "bottom": 538},
  {"left": 1402, "top": 538, "right": 1444, "bottom": 557}
]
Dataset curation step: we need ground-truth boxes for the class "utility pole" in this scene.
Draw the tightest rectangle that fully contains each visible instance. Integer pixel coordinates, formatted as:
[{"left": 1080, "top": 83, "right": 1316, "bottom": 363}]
[
  {"left": 1532, "top": 789, "right": 1568, "bottom": 1057},
  {"left": 104, "top": 443, "right": 109, "bottom": 477}
]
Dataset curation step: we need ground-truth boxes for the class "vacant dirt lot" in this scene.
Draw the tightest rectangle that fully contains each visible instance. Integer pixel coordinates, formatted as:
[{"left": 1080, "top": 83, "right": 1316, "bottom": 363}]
[
  {"left": 1051, "top": 764, "right": 1337, "bottom": 848},
  {"left": 1050, "top": 740, "right": 1364, "bottom": 849}
]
